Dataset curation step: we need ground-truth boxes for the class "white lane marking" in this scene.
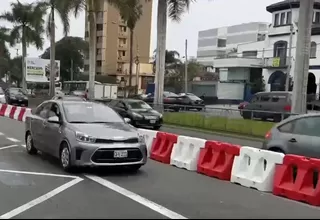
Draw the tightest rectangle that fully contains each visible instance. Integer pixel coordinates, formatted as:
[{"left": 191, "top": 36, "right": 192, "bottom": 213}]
[
  {"left": 0, "top": 145, "right": 18, "bottom": 150},
  {"left": 85, "top": 175, "right": 187, "bottom": 219},
  {"left": 6, "top": 137, "right": 20, "bottom": 143},
  {"left": 0, "top": 169, "right": 78, "bottom": 179},
  {"left": 21, "top": 144, "right": 26, "bottom": 148},
  {"left": 0, "top": 132, "right": 4, "bottom": 136},
  {"left": 0, "top": 177, "right": 83, "bottom": 219}
]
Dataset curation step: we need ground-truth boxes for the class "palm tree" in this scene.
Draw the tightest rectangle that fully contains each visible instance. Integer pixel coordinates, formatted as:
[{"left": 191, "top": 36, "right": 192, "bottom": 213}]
[
  {"left": 148, "top": 0, "right": 195, "bottom": 109},
  {"left": 108, "top": 0, "right": 143, "bottom": 94},
  {"left": 38, "top": 0, "right": 71, "bottom": 97},
  {"left": 66, "top": 0, "right": 103, "bottom": 99},
  {"left": 0, "top": 1, "right": 46, "bottom": 91},
  {"left": 0, "top": 27, "right": 12, "bottom": 79}
]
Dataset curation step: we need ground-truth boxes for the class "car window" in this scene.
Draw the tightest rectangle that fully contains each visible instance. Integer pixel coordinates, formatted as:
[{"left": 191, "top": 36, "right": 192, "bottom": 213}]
[
  {"left": 48, "top": 103, "right": 62, "bottom": 119},
  {"left": 278, "top": 122, "right": 294, "bottom": 133},
  {"left": 35, "top": 103, "right": 52, "bottom": 119},
  {"left": 271, "top": 95, "right": 287, "bottom": 103},
  {"left": 63, "top": 102, "right": 124, "bottom": 123},
  {"left": 292, "top": 117, "right": 320, "bottom": 137},
  {"left": 250, "top": 95, "right": 259, "bottom": 103},
  {"left": 127, "top": 101, "right": 152, "bottom": 109},
  {"left": 260, "top": 95, "right": 270, "bottom": 102},
  {"left": 115, "top": 101, "right": 125, "bottom": 109}
]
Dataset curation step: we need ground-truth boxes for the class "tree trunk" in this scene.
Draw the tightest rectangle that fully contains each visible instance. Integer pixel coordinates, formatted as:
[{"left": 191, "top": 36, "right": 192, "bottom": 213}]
[
  {"left": 129, "top": 28, "right": 134, "bottom": 94},
  {"left": 153, "top": 0, "right": 167, "bottom": 112},
  {"left": 21, "top": 27, "right": 27, "bottom": 91},
  {"left": 49, "top": 8, "right": 56, "bottom": 97},
  {"left": 88, "top": 8, "right": 97, "bottom": 100}
]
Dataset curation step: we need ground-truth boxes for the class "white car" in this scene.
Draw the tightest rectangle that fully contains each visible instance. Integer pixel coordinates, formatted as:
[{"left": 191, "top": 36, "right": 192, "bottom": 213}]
[{"left": 0, "top": 87, "right": 6, "bottom": 104}]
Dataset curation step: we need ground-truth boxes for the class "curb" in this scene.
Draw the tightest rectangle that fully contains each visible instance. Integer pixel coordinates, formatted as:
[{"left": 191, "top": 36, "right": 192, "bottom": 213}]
[{"left": 163, "top": 124, "right": 264, "bottom": 142}]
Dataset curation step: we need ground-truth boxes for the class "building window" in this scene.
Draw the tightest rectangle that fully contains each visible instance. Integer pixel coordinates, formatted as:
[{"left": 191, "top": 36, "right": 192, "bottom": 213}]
[
  {"left": 310, "top": 41, "right": 317, "bottom": 58},
  {"left": 257, "top": 34, "right": 266, "bottom": 41},
  {"left": 85, "top": 31, "right": 89, "bottom": 38},
  {"left": 286, "top": 11, "right": 292, "bottom": 24},
  {"left": 274, "top": 13, "right": 280, "bottom": 26},
  {"left": 118, "top": 50, "right": 126, "bottom": 57},
  {"left": 84, "top": 65, "right": 89, "bottom": 71},
  {"left": 97, "top": 24, "right": 103, "bottom": 31},
  {"left": 314, "top": 12, "right": 320, "bottom": 23},
  {"left": 120, "top": 26, "right": 127, "bottom": 32},
  {"left": 280, "top": 12, "right": 286, "bottom": 25},
  {"left": 97, "top": 37, "right": 102, "bottom": 43},
  {"left": 96, "top": 61, "right": 102, "bottom": 66},
  {"left": 242, "top": 51, "right": 258, "bottom": 58},
  {"left": 97, "top": 11, "right": 103, "bottom": 19},
  {"left": 273, "top": 41, "right": 288, "bottom": 58},
  {"left": 96, "top": 49, "right": 101, "bottom": 55},
  {"left": 117, "top": 63, "right": 123, "bottom": 72},
  {"left": 217, "top": 39, "right": 226, "bottom": 48}
]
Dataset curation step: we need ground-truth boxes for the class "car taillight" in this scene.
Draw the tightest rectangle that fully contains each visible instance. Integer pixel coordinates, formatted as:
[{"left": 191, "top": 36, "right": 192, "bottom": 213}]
[
  {"left": 265, "top": 130, "right": 272, "bottom": 139},
  {"left": 284, "top": 105, "right": 291, "bottom": 111}
]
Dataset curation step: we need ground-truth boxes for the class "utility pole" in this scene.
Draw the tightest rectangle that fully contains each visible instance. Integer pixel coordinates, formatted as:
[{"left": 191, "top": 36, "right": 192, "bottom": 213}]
[
  {"left": 184, "top": 39, "right": 188, "bottom": 93},
  {"left": 135, "top": 43, "right": 140, "bottom": 95},
  {"left": 292, "top": 0, "right": 314, "bottom": 114},
  {"left": 285, "top": 17, "right": 294, "bottom": 91},
  {"left": 70, "top": 59, "right": 74, "bottom": 80}
]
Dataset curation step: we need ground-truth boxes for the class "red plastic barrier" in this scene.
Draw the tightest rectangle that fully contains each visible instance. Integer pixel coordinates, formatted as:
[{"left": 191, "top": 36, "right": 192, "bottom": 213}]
[
  {"left": 197, "top": 141, "right": 240, "bottom": 180},
  {"left": 0, "top": 104, "right": 7, "bottom": 116},
  {"left": 9, "top": 106, "right": 17, "bottom": 119},
  {"left": 18, "top": 107, "right": 26, "bottom": 121},
  {"left": 273, "top": 154, "right": 320, "bottom": 206},
  {"left": 150, "top": 132, "right": 178, "bottom": 164}
]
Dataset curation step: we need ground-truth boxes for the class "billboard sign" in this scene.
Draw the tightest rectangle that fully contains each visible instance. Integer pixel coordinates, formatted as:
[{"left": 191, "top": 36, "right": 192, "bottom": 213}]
[{"left": 25, "top": 57, "right": 60, "bottom": 82}]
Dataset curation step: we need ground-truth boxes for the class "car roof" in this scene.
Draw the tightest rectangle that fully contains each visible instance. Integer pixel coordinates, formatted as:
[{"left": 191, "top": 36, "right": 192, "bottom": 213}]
[
  {"left": 276, "top": 112, "right": 320, "bottom": 127},
  {"left": 255, "top": 91, "right": 292, "bottom": 96}
]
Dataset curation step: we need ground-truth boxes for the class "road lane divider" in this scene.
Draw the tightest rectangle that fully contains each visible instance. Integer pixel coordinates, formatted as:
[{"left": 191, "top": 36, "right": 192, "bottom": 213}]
[
  {"left": 230, "top": 147, "right": 284, "bottom": 192},
  {"left": 197, "top": 141, "right": 240, "bottom": 180},
  {"left": 3, "top": 103, "right": 320, "bottom": 207},
  {"left": 150, "top": 132, "right": 178, "bottom": 164},
  {"left": 170, "top": 136, "right": 205, "bottom": 171}
]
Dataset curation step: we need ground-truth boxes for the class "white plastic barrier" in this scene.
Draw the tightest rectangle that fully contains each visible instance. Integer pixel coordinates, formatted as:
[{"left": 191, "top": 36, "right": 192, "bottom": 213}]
[
  {"left": 170, "top": 136, "right": 206, "bottom": 171},
  {"left": 230, "top": 146, "right": 284, "bottom": 192},
  {"left": 137, "top": 128, "right": 158, "bottom": 156}
]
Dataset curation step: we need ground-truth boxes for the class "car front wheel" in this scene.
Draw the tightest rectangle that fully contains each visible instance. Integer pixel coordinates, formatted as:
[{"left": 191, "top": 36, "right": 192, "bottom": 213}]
[
  {"left": 60, "top": 144, "right": 73, "bottom": 172},
  {"left": 26, "top": 132, "right": 38, "bottom": 155}
]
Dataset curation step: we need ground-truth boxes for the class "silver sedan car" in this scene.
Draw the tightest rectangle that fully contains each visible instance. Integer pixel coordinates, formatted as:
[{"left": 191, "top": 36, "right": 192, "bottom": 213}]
[{"left": 25, "top": 100, "right": 147, "bottom": 172}]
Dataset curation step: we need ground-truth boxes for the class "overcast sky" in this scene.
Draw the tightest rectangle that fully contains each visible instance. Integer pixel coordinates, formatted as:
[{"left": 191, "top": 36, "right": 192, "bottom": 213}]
[{"left": 1, "top": 0, "right": 280, "bottom": 59}]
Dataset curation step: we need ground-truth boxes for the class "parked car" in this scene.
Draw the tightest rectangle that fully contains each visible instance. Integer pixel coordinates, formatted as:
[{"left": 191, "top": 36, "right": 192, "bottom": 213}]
[
  {"left": 0, "top": 87, "right": 6, "bottom": 104},
  {"left": 52, "top": 95, "right": 86, "bottom": 101},
  {"left": 5, "top": 87, "right": 28, "bottom": 106},
  {"left": 178, "top": 94, "right": 205, "bottom": 111},
  {"left": 108, "top": 99, "right": 163, "bottom": 130},
  {"left": 238, "top": 101, "right": 249, "bottom": 116},
  {"left": 242, "top": 91, "right": 292, "bottom": 122},
  {"left": 262, "top": 113, "right": 320, "bottom": 158},
  {"left": 25, "top": 100, "right": 147, "bottom": 172},
  {"left": 143, "top": 91, "right": 181, "bottom": 112}
]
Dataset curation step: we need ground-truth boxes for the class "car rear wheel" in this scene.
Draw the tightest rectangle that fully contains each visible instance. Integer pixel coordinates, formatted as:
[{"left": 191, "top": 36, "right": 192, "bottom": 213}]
[
  {"left": 26, "top": 132, "right": 38, "bottom": 155},
  {"left": 60, "top": 144, "right": 73, "bottom": 172}
]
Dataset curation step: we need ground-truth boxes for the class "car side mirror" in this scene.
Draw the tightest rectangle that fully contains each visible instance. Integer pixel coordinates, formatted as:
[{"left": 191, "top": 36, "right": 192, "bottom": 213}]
[
  {"left": 124, "top": 117, "right": 131, "bottom": 124},
  {"left": 48, "top": 116, "right": 60, "bottom": 124}
]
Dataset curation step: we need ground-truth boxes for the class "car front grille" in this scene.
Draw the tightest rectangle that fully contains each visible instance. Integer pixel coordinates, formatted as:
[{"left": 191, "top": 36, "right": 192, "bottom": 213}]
[
  {"left": 91, "top": 148, "right": 143, "bottom": 164},
  {"left": 95, "top": 137, "right": 139, "bottom": 144}
]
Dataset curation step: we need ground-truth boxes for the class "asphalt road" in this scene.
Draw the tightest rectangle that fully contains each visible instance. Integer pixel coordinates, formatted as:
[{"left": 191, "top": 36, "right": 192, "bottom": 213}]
[{"left": 0, "top": 117, "right": 320, "bottom": 218}]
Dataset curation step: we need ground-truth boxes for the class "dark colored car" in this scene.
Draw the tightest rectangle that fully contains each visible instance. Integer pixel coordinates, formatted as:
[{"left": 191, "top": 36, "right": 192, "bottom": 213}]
[
  {"left": 5, "top": 87, "right": 28, "bottom": 106},
  {"left": 52, "top": 95, "right": 86, "bottom": 101},
  {"left": 178, "top": 94, "right": 205, "bottom": 111},
  {"left": 108, "top": 99, "right": 163, "bottom": 130}
]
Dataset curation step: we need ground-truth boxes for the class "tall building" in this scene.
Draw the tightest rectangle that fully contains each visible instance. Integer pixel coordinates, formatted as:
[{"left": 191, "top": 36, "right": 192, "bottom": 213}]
[
  {"left": 84, "top": 0, "right": 153, "bottom": 85},
  {"left": 197, "top": 22, "right": 269, "bottom": 66}
]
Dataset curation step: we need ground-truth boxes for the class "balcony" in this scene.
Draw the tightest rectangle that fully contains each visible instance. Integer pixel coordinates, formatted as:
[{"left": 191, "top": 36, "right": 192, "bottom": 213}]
[
  {"left": 263, "top": 57, "right": 290, "bottom": 68},
  {"left": 118, "top": 44, "right": 127, "bottom": 49},
  {"left": 97, "top": 17, "right": 104, "bottom": 24},
  {"left": 96, "top": 54, "right": 102, "bottom": 60},
  {"left": 119, "top": 32, "right": 127, "bottom": 37},
  {"left": 213, "top": 57, "right": 263, "bottom": 68},
  {"left": 96, "top": 42, "right": 103, "bottom": 48},
  {"left": 117, "top": 56, "right": 126, "bottom": 62}
]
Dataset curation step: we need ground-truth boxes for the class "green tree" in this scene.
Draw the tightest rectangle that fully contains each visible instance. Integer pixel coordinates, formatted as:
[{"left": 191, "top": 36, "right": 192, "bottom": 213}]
[
  {"left": 0, "top": 1, "right": 46, "bottom": 90},
  {"left": 40, "top": 36, "right": 88, "bottom": 81},
  {"left": 108, "top": 0, "right": 143, "bottom": 92},
  {"left": 8, "top": 56, "right": 23, "bottom": 85},
  {"left": 0, "top": 27, "right": 11, "bottom": 78},
  {"left": 39, "top": 0, "right": 71, "bottom": 96}
]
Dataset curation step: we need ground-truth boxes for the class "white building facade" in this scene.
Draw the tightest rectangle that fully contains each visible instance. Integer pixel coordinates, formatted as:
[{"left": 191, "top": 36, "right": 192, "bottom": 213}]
[{"left": 211, "top": 0, "right": 320, "bottom": 101}]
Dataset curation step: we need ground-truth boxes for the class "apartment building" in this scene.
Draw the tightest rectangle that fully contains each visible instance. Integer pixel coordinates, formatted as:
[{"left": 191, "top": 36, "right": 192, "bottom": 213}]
[
  {"left": 84, "top": 0, "right": 153, "bottom": 86},
  {"left": 197, "top": 22, "right": 269, "bottom": 66}
]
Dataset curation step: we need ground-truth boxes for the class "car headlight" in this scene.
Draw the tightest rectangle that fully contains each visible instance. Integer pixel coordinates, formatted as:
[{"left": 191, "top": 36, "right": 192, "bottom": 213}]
[
  {"left": 132, "top": 112, "right": 143, "bottom": 119},
  {"left": 75, "top": 131, "right": 96, "bottom": 143}
]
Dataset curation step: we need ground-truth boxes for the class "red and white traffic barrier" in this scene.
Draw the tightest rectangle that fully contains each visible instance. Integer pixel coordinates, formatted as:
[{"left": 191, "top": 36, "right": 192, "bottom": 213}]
[{"left": 0, "top": 104, "right": 31, "bottom": 122}]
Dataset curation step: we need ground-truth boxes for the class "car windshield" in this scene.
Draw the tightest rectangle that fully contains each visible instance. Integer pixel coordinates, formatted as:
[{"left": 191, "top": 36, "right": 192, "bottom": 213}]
[
  {"left": 63, "top": 102, "right": 124, "bottom": 123},
  {"left": 9, "top": 88, "right": 26, "bottom": 95},
  {"left": 188, "top": 95, "right": 201, "bottom": 100},
  {"left": 127, "top": 100, "right": 152, "bottom": 109}
]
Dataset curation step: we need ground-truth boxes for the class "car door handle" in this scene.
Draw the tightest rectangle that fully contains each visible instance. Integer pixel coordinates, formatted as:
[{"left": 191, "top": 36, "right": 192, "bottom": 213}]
[{"left": 288, "top": 138, "right": 297, "bottom": 143}]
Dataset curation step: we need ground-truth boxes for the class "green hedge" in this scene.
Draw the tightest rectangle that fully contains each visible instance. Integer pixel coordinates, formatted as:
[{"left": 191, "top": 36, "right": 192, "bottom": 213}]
[{"left": 163, "top": 112, "right": 275, "bottom": 138}]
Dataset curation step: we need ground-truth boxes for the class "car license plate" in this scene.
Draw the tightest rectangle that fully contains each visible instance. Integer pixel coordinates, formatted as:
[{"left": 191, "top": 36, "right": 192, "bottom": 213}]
[
  {"left": 113, "top": 150, "right": 128, "bottom": 158},
  {"left": 150, "top": 120, "right": 156, "bottom": 124}
]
